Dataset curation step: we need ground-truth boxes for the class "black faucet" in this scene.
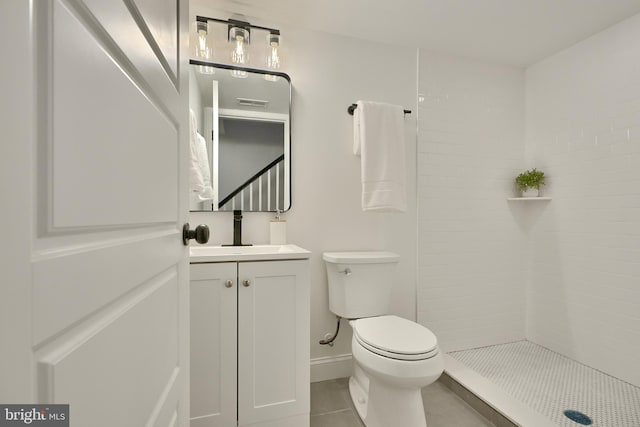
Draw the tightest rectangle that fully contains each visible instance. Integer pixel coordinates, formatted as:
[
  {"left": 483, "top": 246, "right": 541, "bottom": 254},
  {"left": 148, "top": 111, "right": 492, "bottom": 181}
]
[
  {"left": 233, "top": 210, "right": 243, "bottom": 246},
  {"left": 223, "top": 210, "right": 252, "bottom": 247}
]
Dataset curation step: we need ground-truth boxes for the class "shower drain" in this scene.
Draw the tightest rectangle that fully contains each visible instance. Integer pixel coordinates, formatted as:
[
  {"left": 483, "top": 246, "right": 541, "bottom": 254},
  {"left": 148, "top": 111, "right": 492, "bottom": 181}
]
[{"left": 563, "top": 410, "right": 592, "bottom": 425}]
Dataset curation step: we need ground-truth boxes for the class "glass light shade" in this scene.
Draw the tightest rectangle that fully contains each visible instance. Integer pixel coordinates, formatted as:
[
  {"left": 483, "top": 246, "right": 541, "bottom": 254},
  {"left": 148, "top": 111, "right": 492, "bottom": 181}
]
[
  {"left": 193, "top": 20, "right": 214, "bottom": 74},
  {"left": 229, "top": 26, "right": 249, "bottom": 78},
  {"left": 264, "top": 33, "right": 281, "bottom": 82}
]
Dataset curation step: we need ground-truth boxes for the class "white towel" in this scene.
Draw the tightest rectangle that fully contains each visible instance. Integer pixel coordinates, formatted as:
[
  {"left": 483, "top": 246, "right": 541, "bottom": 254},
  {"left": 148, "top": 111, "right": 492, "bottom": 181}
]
[
  {"left": 353, "top": 100, "right": 406, "bottom": 212},
  {"left": 195, "top": 132, "right": 214, "bottom": 201},
  {"left": 189, "top": 109, "right": 205, "bottom": 195},
  {"left": 189, "top": 109, "right": 214, "bottom": 201}
]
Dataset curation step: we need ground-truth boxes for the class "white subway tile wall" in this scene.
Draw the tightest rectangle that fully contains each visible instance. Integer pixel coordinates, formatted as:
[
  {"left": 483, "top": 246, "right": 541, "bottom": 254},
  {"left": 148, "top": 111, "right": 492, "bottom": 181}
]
[
  {"left": 417, "top": 51, "right": 527, "bottom": 352},
  {"left": 525, "top": 13, "right": 640, "bottom": 387}
]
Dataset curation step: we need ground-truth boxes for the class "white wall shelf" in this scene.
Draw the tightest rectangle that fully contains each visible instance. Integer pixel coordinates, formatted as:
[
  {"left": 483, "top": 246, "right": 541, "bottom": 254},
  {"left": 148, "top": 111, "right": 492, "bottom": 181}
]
[{"left": 507, "top": 197, "right": 552, "bottom": 201}]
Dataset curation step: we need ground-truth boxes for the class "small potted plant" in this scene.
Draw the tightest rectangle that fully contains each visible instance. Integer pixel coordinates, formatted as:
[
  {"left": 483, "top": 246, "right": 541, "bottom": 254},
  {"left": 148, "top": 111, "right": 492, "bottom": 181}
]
[{"left": 515, "top": 168, "right": 545, "bottom": 197}]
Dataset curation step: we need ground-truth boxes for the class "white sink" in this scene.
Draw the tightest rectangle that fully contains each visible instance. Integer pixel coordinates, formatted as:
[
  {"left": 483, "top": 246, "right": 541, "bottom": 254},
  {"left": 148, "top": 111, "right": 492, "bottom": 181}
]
[{"left": 190, "top": 244, "right": 311, "bottom": 262}]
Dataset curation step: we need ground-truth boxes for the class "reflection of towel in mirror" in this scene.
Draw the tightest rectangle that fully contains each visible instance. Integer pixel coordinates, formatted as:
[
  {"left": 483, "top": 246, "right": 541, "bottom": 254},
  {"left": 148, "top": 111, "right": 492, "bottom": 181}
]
[
  {"left": 195, "top": 132, "right": 214, "bottom": 200},
  {"left": 189, "top": 109, "right": 214, "bottom": 201},
  {"left": 353, "top": 100, "right": 406, "bottom": 212}
]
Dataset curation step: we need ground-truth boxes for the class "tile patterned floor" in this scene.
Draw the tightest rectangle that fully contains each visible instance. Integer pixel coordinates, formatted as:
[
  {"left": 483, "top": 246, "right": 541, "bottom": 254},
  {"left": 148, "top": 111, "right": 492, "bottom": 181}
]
[
  {"left": 449, "top": 340, "right": 640, "bottom": 427},
  {"left": 310, "top": 377, "right": 497, "bottom": 427}
]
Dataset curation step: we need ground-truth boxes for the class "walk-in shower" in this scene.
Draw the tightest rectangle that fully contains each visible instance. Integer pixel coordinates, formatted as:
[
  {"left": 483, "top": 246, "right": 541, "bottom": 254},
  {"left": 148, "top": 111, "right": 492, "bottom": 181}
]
[{"left": 416, "top": 13, "right": 640, "bottom": 425}]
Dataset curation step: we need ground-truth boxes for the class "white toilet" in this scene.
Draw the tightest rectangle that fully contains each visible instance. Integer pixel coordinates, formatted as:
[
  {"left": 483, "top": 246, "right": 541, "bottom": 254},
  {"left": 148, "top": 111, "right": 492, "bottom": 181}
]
[{"left": 323, "top": 251, "right": 444, "bottom": 427}]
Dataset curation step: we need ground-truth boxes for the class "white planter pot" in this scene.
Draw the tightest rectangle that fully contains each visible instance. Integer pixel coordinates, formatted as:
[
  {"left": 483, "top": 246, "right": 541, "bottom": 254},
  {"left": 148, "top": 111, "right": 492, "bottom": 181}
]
[{"left": 521, "top": 187, "right": 539, "bottom": 197}]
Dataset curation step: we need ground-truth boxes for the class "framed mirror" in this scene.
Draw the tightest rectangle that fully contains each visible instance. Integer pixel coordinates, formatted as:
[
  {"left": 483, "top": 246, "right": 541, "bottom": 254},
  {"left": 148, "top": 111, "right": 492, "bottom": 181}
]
[{"left": 188, "top": 60, "right": 291, "bottom": 212}]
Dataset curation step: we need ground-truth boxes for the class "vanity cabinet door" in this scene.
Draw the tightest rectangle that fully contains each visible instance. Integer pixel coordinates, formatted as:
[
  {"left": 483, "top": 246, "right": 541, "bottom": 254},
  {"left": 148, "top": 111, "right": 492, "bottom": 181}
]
[
  {"left": 237, "top": 260, "right": 310, "bottom": 426},
  {"left": 190, "top": 262, "right": 238, "bottom": 427}
]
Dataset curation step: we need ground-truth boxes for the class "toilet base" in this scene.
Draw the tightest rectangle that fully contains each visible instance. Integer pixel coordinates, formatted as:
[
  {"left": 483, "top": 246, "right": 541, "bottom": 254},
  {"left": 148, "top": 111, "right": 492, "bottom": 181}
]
[
  {"left": 348, "top": 364, "right": 429, "bottom": 427},
  {"left": 349, "top": 373, "right": 368, "bottom": 421}
]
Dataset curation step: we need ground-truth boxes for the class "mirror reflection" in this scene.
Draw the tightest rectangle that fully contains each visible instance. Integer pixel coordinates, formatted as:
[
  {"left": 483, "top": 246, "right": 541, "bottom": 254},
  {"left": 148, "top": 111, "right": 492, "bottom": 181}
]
[{"left": 188, "top": 61, "right": 291, "bottom": 212}]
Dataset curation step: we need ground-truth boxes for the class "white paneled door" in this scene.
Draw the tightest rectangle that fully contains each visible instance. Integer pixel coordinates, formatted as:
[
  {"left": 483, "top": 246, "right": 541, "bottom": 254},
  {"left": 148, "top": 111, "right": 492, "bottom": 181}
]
[{"left": 0, "top": 0, "right": 190, "bottom": 426}]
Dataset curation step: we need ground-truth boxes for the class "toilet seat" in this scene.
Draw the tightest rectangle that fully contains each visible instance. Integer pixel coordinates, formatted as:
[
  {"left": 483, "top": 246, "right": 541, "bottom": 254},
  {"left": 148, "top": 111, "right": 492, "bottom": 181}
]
[{"left": 352, "top": 315, "right": 439, "bottom": 361}]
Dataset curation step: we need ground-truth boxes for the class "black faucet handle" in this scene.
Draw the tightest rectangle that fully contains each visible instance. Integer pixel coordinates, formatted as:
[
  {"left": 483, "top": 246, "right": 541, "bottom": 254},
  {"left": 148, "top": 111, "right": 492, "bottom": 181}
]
[{"left": 221, "top": 209, "right": 252, "bottom": 247}]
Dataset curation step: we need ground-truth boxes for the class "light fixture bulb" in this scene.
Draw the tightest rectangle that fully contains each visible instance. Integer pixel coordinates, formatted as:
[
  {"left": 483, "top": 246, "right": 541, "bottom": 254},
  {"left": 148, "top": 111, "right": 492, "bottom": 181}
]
[
  {"left": 193, "top": 20, "right": 214, "bottom": 74},
  {"left": 264, "top": 33, "right": 281, "bottom": 82},
  {"left": 229, "top": 26, "right": 250, "bottom": 78},
  {"left": 232, "top": 34, "right": 246, "bottom": 65}
]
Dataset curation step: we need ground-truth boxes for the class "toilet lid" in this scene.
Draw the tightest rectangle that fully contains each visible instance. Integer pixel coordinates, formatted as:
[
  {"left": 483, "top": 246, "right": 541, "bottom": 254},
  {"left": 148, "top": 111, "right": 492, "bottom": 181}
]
[{"left": 352, "top": 315, "right": 438, "bottom": 360}]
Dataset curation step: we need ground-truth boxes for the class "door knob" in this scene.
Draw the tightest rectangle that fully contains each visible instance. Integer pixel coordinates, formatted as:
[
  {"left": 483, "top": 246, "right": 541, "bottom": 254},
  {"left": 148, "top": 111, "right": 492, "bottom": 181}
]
[
  {"left": 182, "top": 223, "right": 210, "bottom": 245},
  {"left": 225, "top": 280, "right": 233, "bottom": 288},
  {"left": 242, "top": 280, "right": 251, "bottom": 287}
]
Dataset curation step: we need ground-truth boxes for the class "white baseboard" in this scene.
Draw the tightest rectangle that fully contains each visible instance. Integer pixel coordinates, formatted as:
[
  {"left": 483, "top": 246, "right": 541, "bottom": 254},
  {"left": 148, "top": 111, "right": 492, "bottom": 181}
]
[
  {"left": 310, "top": 353, "right": 353, "bottom": 383},
  {"left": 244, "top": 413, "right": 309, "bottom": 427}
]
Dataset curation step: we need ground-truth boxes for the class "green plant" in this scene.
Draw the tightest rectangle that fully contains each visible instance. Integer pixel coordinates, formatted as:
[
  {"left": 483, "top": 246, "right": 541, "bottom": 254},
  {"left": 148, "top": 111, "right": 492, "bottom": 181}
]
[{"left": 515, "top": 168, "right": 546, "bottom": 191}]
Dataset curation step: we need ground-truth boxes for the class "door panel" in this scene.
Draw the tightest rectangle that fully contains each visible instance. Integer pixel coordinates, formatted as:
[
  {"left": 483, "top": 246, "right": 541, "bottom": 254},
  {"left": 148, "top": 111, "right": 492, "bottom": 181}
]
[
  {"left": 0, "top": 1, "right": 189, "bottom": 426},
  {"left": 37, "top": 270, "right": 179, "bottom": 426},
  {"left": 50, "top": 1, "right": 177, "bottom": 228}
]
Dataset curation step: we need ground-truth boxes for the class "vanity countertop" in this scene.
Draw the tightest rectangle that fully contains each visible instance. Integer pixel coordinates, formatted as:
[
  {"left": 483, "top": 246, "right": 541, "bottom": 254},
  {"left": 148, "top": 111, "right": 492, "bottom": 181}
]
[{"left": 190, "top": 244, "right": 311, "bottom": 263}]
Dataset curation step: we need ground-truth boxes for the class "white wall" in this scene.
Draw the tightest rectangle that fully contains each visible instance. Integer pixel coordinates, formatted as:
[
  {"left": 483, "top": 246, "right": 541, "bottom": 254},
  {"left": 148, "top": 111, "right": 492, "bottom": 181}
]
[
  {"left": 525, "top": 13, "right": 640, "bottom": 387},
  {"left": 416, "top": 51, "right": 527, "bottom": 352},
  {"left": 189, "top": 2, "right": 418, "bottom": 381}
]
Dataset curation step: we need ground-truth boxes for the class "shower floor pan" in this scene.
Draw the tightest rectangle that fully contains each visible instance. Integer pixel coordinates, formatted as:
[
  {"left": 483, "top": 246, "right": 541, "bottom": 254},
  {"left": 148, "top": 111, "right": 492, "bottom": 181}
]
[{"left": 445, "top": 340, "right": 640, "bottom": 427}]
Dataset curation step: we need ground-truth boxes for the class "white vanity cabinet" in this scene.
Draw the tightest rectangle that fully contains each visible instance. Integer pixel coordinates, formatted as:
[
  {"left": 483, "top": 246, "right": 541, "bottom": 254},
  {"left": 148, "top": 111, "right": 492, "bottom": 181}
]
[{"left": 190, "top": 256, "right": 310, "bottom": 427}]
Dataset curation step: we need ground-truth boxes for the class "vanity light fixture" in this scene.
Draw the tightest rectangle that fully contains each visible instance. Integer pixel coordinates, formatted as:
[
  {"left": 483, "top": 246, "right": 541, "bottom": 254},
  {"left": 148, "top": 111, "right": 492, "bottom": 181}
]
[{"left": 194, "top": 15, "right": 284, "bottom": 79}]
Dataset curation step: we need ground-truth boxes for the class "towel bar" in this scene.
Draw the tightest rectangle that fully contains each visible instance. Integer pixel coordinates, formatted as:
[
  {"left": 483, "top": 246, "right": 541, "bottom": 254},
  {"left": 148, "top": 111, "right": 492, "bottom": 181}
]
[{"left": 348, "top": 103, "right": 411, "bottom": 116}]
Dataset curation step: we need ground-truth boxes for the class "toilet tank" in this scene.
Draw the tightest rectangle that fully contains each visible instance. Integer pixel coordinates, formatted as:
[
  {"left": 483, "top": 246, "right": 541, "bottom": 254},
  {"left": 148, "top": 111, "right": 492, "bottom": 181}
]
[{"left": 322, "top": 251, "right": 400, "bottom": 319}]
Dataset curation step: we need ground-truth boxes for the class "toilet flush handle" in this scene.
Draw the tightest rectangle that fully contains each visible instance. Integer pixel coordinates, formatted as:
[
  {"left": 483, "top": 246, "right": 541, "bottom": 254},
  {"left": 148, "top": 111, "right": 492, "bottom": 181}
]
[{"left": 338, "top": 268, "right": 352, "bottom": 276}]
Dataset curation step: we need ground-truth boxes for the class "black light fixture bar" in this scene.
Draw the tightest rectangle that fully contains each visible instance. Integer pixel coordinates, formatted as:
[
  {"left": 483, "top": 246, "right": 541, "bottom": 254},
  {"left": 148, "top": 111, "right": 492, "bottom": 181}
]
[
  {"left": 189, "top": 59, "right": 291, "bottom": 81},
  {"left": 347, "top": 103, "right": 412, "bottom": 116},
  {"left": 196, "top": 15, "right": 280, "bottom": 35}
]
